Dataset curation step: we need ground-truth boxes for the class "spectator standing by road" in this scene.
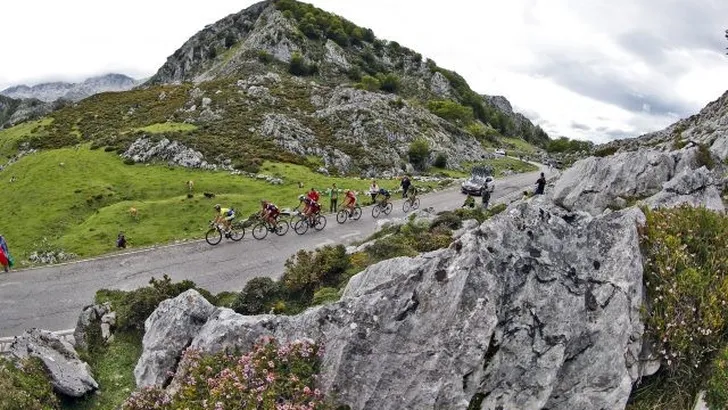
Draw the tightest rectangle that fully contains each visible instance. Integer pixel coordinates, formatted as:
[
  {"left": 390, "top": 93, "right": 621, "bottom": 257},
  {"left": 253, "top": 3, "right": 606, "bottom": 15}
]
[
  {"left": 400, "top": 175, "right": 411, "bottom": 198},
  {"left": 0, "top": 235, "right": 12, "bottom": 272},
  {"left": 535, "top": 172, "right": 547, "bottom": 195},
  {"left": 482, "top": 188, "right": 491, "bottom": 209},
  {"left": 327, "top": 183, "right": 340, "bottom": 213},
  {"left": 369, "top": 180, "right": 379, "bottom": 204}
]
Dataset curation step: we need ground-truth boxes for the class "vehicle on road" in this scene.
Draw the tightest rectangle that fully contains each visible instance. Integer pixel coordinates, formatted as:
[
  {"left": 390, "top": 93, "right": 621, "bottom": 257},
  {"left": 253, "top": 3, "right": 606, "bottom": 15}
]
[
  {"left": 494, "top": 148, "right": 506, "bottom": 156},
  {"left": 293, "top": 211, "right": 327, "bottom": 235},
  {"left": 205, "top": 220, "right": 244, "bottom": 245},
  {"left": 461, "top": 165, "right": 496, "bottom": 196},
  {"left": 336, "top": 205, "right": 362, "bottom": 224}
]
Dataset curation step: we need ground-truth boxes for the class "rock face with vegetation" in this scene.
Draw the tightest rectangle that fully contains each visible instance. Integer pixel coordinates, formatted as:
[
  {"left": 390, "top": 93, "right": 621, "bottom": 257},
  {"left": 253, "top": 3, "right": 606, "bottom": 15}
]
[
  {"left": 553, "top": 144, "right": 725, "bottom": 215},
  {"left": 0, "top": 94, "right": 64, "bottom": 129},
  {"left": 134, "top": 197, "right": 647, "bottom": 409},
  {"left": 594, "top": 89, "right": 728, "bottom": 160},
  {"left": 553, "top": 87, "right": 728, "bottom": 215}
]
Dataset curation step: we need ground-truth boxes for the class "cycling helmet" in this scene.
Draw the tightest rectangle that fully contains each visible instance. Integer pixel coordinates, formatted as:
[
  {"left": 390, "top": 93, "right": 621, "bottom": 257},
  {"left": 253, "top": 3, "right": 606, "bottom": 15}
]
[
  {"left": 298, "top": 194, "right": 305, "bottom": 201},
  {"left": 214, "top": 204, "right": 221, "bottom": 210}
]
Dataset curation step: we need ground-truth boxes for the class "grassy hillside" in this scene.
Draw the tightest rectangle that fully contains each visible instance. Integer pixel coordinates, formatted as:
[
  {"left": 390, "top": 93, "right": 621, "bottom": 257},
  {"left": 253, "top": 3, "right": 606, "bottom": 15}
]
[{"left": 0, "top": 144, "right": 534, "bottom": 263}]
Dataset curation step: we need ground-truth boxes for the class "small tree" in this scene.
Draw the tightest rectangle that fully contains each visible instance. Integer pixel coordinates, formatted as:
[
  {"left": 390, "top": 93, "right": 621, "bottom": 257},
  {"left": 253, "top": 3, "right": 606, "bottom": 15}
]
[
  {"left": 358, "top": 75, "right": 380, "bottom": 91},
  {"left": 377, "top": 73, "right": 400, "bottom": 93},
  {"left": 408, "top": 139, "right": 431, "bottom": 171},
  {"left": 289, "top": 52, "right": 316, "bottom": 76}
]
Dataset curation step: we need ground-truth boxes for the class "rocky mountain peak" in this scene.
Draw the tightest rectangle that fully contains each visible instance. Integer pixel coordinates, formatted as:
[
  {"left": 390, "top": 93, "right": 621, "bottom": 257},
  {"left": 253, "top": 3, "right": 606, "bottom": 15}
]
[{"left": 0, "top": 73, "right": 141, "bottom": 103}]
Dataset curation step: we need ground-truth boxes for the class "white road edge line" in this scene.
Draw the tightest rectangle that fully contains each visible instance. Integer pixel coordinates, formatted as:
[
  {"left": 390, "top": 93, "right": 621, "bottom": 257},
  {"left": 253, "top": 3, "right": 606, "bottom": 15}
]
[{"left": 339, "top": 232, "right": 360, "bottom": 240}]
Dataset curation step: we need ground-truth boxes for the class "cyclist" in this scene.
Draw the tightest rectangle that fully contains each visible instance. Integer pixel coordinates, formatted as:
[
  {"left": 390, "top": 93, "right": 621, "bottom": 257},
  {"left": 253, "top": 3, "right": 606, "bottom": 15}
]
[
  {"left": 377, "top": 187, "right": 391, "bottom": 206},
  {"left": 260, "top": 200, "right": 280, "bottom": 227},
  {"left": 213, "top": 204, "right": 235, "bottom": 231},
  {"left": 342, "top": 189, "right": 357, "bottom": 215},
  {"left": 297, "top": 194, "right": 318, "bottom": 224}
]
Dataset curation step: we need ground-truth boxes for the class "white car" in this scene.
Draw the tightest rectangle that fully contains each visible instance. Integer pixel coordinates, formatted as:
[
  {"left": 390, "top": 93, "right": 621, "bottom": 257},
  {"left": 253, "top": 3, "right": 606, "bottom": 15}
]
[
  {"left": 461, "top": 175, "right": 495, "bottom": 196},
  {"left": 494, "top": 149, "right": 506, "bottom": 156}
]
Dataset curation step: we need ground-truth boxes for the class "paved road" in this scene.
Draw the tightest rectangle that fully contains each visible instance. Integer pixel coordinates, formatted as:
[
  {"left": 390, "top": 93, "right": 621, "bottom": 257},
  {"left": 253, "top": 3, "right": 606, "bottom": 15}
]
[{"left": 0, "top": 168, "right": 553, "bottom": 337}]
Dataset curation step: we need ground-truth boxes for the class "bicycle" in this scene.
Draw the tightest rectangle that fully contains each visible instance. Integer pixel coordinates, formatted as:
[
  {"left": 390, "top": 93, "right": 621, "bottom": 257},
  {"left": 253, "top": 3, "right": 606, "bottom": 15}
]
[
  {"left": 371, "top": 198, "right": 393, "bottom": 218},
  {"left": 205, "top": 220, "right": 244, "bottom": 245},
  {"left": 402, "top": 194, "right": 421, "bottom": 213},
  {"left": 294, "top": 211, "right": 327, "bottom": 235},
  {"left": 336, "top": 204, "right": 362, "bottom": 224},
  {"left": 251, "top": 214, "right": 290, "bottom": 240}
]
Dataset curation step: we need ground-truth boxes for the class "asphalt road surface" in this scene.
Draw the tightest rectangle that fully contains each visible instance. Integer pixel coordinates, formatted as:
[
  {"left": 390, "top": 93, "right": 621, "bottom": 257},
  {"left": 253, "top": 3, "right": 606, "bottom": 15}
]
[{"left": 0, "top": 168, "right": 553, "bottom": 337}]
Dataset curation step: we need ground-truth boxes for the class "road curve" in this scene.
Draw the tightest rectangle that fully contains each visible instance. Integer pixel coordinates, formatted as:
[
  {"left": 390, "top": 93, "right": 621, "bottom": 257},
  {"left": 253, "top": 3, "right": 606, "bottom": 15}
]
[{"left": 0, "top": 168, "right": 553, "bottom": 337}]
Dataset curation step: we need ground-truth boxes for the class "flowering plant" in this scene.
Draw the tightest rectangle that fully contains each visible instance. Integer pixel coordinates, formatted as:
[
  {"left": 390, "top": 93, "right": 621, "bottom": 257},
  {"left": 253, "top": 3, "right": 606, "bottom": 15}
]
[{"left": 123, "top": 337, "right": 331, "bottom": 410}]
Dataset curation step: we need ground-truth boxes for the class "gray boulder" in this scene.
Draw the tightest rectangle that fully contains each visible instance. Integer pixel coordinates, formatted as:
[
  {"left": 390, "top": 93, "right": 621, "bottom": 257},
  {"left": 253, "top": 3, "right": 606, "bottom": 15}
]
[
  {"left": 137, "top": 199, "right": 648, "bottom": 410},
  {"left": 552, "top": 146, "right": 724, "bottom": 215},
  {"left": 10, "top": 328, "right": 98, "bottom": 397},
  {"left": 133, "top": 290, "right": 216, "bottom": 388},
  {"left": 644, "top": 166, "right": 725, "bottom": 212},
  {"left": 73, "top": 302, "right": 112, "bottom": 349}
]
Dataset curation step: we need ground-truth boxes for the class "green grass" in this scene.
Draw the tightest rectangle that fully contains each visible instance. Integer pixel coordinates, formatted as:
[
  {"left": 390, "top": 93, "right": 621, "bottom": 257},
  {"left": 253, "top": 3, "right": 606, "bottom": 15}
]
[
  {"left": 133, "top": 122, "right": 198, "bottom": 134},
  {"left": 62, "top": 331, "right": 143, "bottom": 410},
  {"left": 0, "top": 118, "right": 52, "bottom": 158},
  {"left": 501, "top": 137, "right": 538, "bottom": 154},
  {"left": 0, "top": 147, "right": 404, "bottom": 263}
]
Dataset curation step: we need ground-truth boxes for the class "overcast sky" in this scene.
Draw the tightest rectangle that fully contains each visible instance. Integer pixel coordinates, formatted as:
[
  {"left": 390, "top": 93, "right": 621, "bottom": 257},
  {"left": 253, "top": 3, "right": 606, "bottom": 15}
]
[{"left": 1, "top": 0, "right": 727, "bottom": 143}]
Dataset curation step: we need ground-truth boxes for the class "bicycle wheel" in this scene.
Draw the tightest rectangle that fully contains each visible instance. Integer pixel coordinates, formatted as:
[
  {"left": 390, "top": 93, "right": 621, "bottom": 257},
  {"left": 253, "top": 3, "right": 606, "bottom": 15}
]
[
  {"left": 372, "top": 205, "right": 381, "bottom": 218},
  {"left": 205, "top": 228, "right": 222, "bottom": 245},
  {"left": 252, "top": 222, "right": 269, "bottom": 240},
  {"left": 314, "top": 214, "right": 327, "bottom": 231},
  {"left": 351, "top": 206, "right": 362, "bottom": 221},
  {"left": 294, "top": 219, "right": 309, "bottom": 235},
  {"left": 275, "top": 220, "right": 289, "bottom": 236},
  {"left": 403, "top": 200, "right": 411, "bottom": 213},
  {"left": 384, "top": 202, "right": 393, "bottom": 215},
  {"left": 336, "top": 209, "right": 348, "bottom": 224},
  {"left": 412, "top": 198, "right": 420, "bottom": 210},
  {"left": 229, "top": 226, "right": 245, "bottom": 241}
]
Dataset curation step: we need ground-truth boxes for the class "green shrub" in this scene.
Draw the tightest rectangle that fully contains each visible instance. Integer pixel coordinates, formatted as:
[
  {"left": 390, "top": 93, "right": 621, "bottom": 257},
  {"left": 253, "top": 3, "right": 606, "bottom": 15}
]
[
  {"left": 707, "top": 345, "right": 728, "bottom": 409},
  {"left": 289, "top": 52, "right": 317, "bottom": 76},
  {"left": 257, "top": 50, "right": 274, "bottom": 63},
  {"left": 546, "top": 136, "right": 594, "bottom": 153},
  {"left": 357, "top": 75, "right": 380, "bottom": 91},
  {"left": 696, "top": 143, "right": 715, "bottom": 170},
  {"left": 593, "top": 145, "right": 619, "bottom": 157},
  {"left": 430, "top": 211, "right": 463, "bottom": 231},
  {"left": 632, "top": 206, "right": 728, "bottom": 407},
  {"left": 0, "top": 357, "right": 59, "bottom": 410},
  {"left": 377, "top": 73, "right": 400, "bottom": 93},
  {"left": 408, "top": 139, "right": 430, "bottom": 171},
  {"left": 427, "top": 99, "right": 474, "bottom": 124},
  {"left": 231, "top": 277, "right": 281, "bottom": 315},
  {"left": 312, "top": 287, "right": 340, "bottom": 306},
  {"left": 433, "top": 153, "right": 448, "bottom": 168},
  {"left": 282, "top": 245, "right": 351, "bottom": 304},
  {"left": 365, "top": 236, "right": 418, "bottom": 262},
  {"left": 347, "top": 66, "right": 362, "bottom": 81},
  {"left": 96, "top": 274, "right": 217, "bottom": 331},
  {"left": 671, "top": 136, "right": 687, "bottom": 150}
]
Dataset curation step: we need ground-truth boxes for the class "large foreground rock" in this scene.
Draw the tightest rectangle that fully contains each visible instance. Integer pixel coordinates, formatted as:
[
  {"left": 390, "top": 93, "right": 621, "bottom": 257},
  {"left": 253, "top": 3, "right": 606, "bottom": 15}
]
[
  {"left": 134, "top": 290, "right": 216, "bottom": 388},
  {"left": 136, "top": 198, "right": 647, "bottom": 409},
  {"left": 10, "top": 328, "right": 98, "bottom": 397}
]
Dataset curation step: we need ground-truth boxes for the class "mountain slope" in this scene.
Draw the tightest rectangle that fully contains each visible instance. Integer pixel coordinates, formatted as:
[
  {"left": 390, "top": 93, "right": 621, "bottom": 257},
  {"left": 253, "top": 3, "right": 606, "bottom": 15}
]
[
  {"left": 595, "top": 89, "right": 728, "bottom": 161},
  {"left": 2, "top": 0, "right": 548, "bottom": 176},
  {"left": 1, "top": 73, "right": 141, "bottom": 102},
  {"left": 0, "top": 95, "right": 66, "bottom": 129},
  {"left": 145, "top": 0, "right": 547, "bottom": 145}
]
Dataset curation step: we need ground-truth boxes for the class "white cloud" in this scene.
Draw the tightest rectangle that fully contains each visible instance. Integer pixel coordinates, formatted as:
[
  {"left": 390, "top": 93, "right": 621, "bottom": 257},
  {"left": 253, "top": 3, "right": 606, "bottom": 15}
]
[{"left": 0, "top": 0, "right": 726, "bottom": 143}]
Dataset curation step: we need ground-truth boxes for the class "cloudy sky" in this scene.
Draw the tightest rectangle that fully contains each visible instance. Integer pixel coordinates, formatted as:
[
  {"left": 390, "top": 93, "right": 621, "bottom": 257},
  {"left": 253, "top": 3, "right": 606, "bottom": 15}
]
[{"left": 1, "top": 0, "right": 727, "bottom": 143}]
